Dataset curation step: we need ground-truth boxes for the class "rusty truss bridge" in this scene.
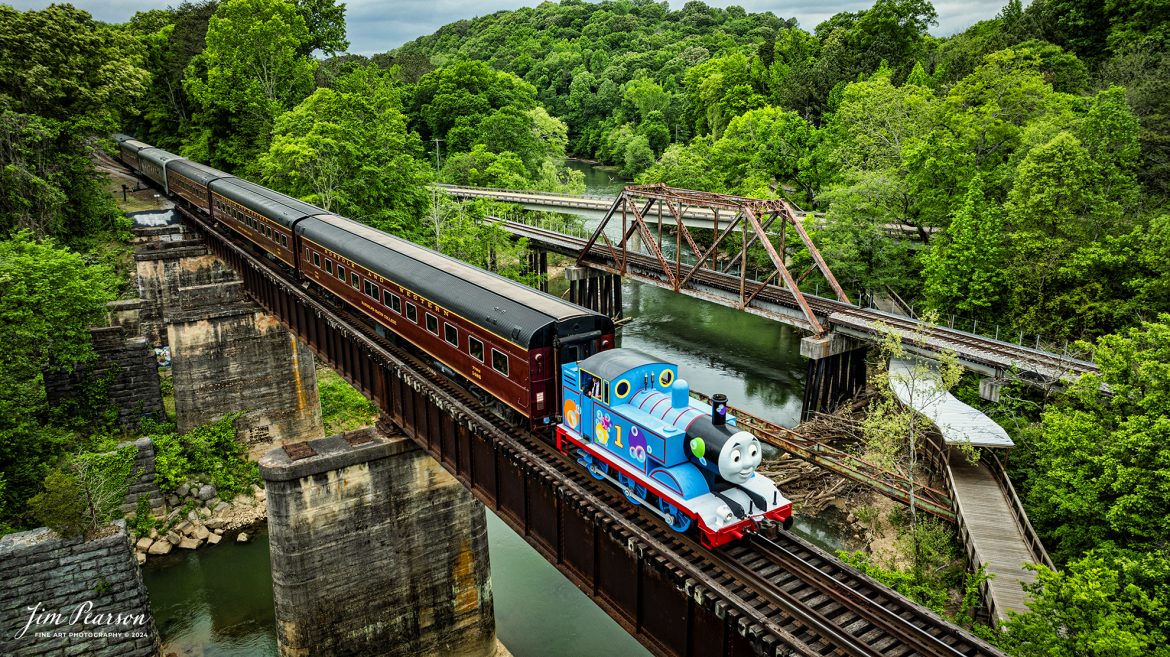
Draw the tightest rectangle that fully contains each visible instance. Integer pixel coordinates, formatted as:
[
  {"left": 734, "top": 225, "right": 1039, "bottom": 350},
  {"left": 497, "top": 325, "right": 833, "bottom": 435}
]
[
  {"left": 495, "top": 184, "right": 1098, "bottom": 389},
  {"left": 171, "top": 199, "right": 1006, "bottom": 657}
]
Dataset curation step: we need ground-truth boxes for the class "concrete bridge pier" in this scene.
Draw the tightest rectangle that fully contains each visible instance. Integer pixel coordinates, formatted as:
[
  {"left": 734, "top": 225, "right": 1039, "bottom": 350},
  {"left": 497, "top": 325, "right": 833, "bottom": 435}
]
[
  {"left": 800, "top": 333, "right": 868, "bottom": 422},
  {"left": 259, "top": 427, "right": 497, "bottom": 657},
  {"left": 565, "top": 266, "right": 623, "bottom": 319},
  {"left": 157, "top": 248, "right": 323, "bottom": 458}
]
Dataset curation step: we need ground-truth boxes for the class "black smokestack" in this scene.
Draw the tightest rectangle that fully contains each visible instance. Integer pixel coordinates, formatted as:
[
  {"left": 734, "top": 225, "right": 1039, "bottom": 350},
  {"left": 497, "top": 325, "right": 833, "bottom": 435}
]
[{"left": 711, "top": 394, "right": 728, "bottom": 425}]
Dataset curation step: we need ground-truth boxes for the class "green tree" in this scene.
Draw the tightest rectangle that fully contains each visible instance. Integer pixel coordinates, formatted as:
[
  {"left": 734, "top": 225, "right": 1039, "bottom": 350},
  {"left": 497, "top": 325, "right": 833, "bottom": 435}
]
[
  {"left": 0, "top": 5, "right": 148, "bottom": 241},
  {"left": 125, "top": 1, "right": 218, "bottom": 149},
  {"left": 1025, "top": 316, "right": 1170, "bottom": 560},
  {"left": 861, "top": 320, "right": 966, "bottom": 575},
  {"left": 0, "top": 234, "right": 118, "bottom": 529},
  {"left": 434, "top": 200, "right": 543, "bottom": 287},
  {"left": 708, "top": 105, "right": 822, "bottom": 203},
  {"left": 260, "top": 65, "right": 431, "bottom": 240},
  {"left": 411, "top": 60, "right": 537, "bottom": 144},
  {"left": 921, "top": 176, "right": 1007, "bottom": 316},
  {"left": 184, "top": 0, "right": 317, "bottom": 171},
  {"left": 294, "top": 0, "right": 348, "bottom": 56},
  {"left": 1000, "top": 549, "right": 1170, "bottom": 657}
]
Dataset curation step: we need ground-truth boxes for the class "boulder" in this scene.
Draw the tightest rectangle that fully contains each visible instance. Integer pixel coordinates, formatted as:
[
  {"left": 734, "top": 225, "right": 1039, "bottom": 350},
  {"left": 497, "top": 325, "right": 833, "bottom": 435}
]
[
  {"left": 205, "top": 518, "right": 224, "bottom": 530},
  {"left": 192, "top": 524, "right": 210, "bottom": 541},
  {"left": 136, "top": 551, "right": 147, "bottom": 565},
  {"left": 175, "top": 520, "right": 192, "bottom": 535},
  {"left": 206, "top": 533, "right": 222, "bottom": 546},
  {"left": 175, "top": 484, "right": 190, "bottom": 498},
  {"left": 187, "top": 510, "right": 199, "bottom": 522},
  {"left": 166, "top": 494, "right": 180, "bottom": 507},
  {"left": 148, "top": 540, "right": 173, "bottom": 555},
  {"left": 213, "top": 501, "right": 230, "bottom": 514},
  {"left": 178, "top": 537, "right": 202, "bottom": 550},
  {"left": 197, "top": 484, "right": 216, "bottom": 501},
  {"left": 236, "top": 532, "right": 249, "bottom": 543},
  {"left": 213, "top": 528, "right": 223, "bottom": 535},
  {"left": 149, "top": 528, "right": 159, "bottom": 540},
  {"left": 165, "top": 530, "right": 182, "bottom": 545},
  {"left": 135, "top": 537, "right": 153, "bottom": 552}
]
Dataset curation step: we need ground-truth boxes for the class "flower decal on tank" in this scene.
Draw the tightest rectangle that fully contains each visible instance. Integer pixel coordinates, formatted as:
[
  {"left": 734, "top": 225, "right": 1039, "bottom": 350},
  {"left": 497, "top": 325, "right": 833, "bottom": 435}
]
[
  {"left": 594, "top": 410, "right": 612, "bottom": 445},
  {"left": 629, "top": 426, "right": 649, "bottom": 463}
]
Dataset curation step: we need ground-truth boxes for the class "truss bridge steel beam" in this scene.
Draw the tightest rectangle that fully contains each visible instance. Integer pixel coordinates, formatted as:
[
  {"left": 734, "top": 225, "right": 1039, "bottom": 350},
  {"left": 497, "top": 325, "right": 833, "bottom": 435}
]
[{"left": 581, "top": 184, "right": 849, "bottom": 336}]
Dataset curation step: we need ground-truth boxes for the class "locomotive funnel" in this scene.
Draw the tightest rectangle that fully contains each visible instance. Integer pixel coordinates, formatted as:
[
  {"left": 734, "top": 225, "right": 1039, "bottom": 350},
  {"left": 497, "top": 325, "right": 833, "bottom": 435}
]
[{"left": 711, "top": 393, "right": 728, "bottom": 425}]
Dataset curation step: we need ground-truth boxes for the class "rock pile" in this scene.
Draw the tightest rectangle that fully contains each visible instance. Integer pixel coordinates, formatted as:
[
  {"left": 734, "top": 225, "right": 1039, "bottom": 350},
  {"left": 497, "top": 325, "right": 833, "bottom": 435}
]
[{"left": 133, "top": 482, "right": 267, "bottom": 563}]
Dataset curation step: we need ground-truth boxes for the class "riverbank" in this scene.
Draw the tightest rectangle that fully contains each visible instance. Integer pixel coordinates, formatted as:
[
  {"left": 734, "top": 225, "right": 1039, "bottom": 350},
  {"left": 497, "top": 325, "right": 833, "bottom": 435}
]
[{"left": 133, "top": 483, "right": 267, "bottom": 563}]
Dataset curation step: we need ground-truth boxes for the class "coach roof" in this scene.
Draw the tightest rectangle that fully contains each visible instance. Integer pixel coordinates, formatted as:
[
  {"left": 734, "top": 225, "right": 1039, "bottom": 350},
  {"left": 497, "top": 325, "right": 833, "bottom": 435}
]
[
  {"left": 297, "top": 214, "right": 599, "bottom": 346},
  {"left": 169, "top": 158, "right": 234, "bottom": 186},
  {"left": 211, "top": 178, "right": 322, "bottom": 229}
]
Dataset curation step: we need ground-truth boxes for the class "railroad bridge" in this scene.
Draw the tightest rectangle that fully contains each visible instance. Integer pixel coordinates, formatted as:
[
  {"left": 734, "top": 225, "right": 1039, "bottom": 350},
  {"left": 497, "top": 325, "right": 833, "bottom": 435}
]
[
  {"left": 479, "top": 184, "right": 1096, "bottom": 422},
  {"left": 131, "top": 195, "right": 1010, "bottom": 657}
]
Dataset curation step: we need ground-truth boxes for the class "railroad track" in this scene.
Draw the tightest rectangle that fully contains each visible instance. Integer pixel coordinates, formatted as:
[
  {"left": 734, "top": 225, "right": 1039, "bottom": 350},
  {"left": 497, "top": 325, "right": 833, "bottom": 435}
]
[
  {"left": 497, "top": 220, "right": 1097, "bottom": 379},
  {"left": 178, "top": 206, "right": 1006, "bottom": 657}
]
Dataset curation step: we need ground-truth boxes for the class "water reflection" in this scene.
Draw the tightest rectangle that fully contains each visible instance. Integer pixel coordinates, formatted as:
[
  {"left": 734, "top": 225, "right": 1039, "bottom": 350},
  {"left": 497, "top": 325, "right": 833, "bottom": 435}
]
[{"left": 145, "top": 527, "right": 277, "bottom": 657}]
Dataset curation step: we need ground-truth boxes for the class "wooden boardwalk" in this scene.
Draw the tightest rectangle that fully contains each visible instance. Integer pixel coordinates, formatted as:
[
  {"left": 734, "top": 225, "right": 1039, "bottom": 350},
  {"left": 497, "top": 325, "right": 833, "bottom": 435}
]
[{"left": 949, "top": 460, "right": 1039, "bottom": 622}]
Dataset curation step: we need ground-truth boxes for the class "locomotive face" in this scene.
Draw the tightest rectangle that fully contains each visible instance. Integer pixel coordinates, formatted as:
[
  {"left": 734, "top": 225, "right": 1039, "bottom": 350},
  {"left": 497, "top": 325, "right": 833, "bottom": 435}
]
[{"left": 718, "top": 431, "right": 763, "bottom": 484}]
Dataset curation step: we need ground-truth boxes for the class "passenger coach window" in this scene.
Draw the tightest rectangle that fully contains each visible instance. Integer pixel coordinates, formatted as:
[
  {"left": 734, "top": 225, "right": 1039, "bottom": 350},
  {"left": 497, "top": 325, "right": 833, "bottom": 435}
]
[
  {"left": 363, "top": 280, "right": 378, "bottom": 299},
  {"left": 406, "top": 303, "right": 417, "bottom": 322},
  {"left": 469, "top": 336, "right": 484, "bottom": 362},
  {"left": 324, "top": 259, "right": 333, "bottom": 275},
  {"left": 312, "top": 252, "right": 321, "bottom": 267},
  {"left": 336, "top": 265, "right": 345, "bottom": 281},
  {"left": 350, "top": 272, "right": 359, "bottom": 288},
  {"left": 444, "top": 324, "right": 458, "bottom": 346},
  {"left": 425, "top": 313, "right": 438, "bottom": 335},
  {"left": 385, "top": 292, "right": 401, "bottom": 314},
  {"left": 492, "top": 349, "right": 509, "bottom": 377}
]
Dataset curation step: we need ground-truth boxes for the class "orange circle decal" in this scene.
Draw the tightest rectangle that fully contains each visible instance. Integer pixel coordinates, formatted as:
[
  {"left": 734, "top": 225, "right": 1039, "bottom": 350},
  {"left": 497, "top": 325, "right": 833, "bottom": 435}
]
[{"left": 563, "top": 399, "right": 580, "bottom": 430}]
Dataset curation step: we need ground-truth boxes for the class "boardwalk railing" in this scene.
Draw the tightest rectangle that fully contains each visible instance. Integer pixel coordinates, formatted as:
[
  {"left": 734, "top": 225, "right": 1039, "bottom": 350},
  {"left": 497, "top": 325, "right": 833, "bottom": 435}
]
[{"left": 984, "top": 452, "right": 1055, "bottom": 571}]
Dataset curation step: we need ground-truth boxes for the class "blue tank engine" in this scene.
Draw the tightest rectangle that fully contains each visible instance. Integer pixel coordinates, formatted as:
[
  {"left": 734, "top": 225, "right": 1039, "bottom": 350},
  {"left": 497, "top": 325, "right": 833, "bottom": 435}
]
[{"left": 557, "top": 348, "right": 793, "bottom": 548}]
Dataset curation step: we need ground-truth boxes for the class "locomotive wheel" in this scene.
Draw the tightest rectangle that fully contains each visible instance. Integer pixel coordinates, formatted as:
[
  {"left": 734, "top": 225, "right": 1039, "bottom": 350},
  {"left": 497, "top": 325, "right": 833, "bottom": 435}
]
[
  {"left": 657, "top": 499, "right": 692, "bottom": 533},
  {"left": 618, "top": 473, "right": 647, "bottom": 506},
  {"left": 581, "top": 455, "right": 609, "bottom": 481}
]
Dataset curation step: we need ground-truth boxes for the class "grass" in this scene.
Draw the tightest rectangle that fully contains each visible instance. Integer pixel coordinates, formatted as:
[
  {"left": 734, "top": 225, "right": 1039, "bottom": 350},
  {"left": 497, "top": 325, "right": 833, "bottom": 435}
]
[{"left": 317, "top": 363, "right": 379, "bottom": 435}]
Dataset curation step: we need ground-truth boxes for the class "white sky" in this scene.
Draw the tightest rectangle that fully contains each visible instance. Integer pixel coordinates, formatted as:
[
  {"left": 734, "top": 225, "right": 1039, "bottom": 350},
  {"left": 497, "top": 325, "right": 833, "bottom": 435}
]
[{"left": 3, "top": 0, "right": 1009, "bottom": 56}]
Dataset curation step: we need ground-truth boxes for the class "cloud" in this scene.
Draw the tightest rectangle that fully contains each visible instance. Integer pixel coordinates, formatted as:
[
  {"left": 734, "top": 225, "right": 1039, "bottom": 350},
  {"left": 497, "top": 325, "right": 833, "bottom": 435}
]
[{"left": 5, "top": 0, "right": 1006, "bottom": 56}]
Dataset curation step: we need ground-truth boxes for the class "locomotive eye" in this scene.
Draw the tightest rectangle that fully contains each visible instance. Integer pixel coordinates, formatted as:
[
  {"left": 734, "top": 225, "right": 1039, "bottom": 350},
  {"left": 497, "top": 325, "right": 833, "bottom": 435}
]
[
  {"left": 749, "top": 444, "right": 759, "bottom": 459},
  {"left": 731, "top": 449, "right": 741, "bottom": 464}
]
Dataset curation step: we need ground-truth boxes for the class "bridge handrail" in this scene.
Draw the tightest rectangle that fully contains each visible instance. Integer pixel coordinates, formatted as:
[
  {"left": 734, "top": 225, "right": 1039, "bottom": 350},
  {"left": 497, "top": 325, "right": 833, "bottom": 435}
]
[
  {"left": 984, "top": 451, "right": 1055, "bottom": 571},
  {"left": 432, "top": 182, "right": 615, "bottom": 202}
]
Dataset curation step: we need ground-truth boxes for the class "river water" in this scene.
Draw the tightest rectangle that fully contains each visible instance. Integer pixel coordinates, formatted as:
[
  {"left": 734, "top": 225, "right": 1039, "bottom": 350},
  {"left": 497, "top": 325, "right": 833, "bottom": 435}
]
[{"left": 145, "top": 162, "right": 846, "bottom": 657}]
